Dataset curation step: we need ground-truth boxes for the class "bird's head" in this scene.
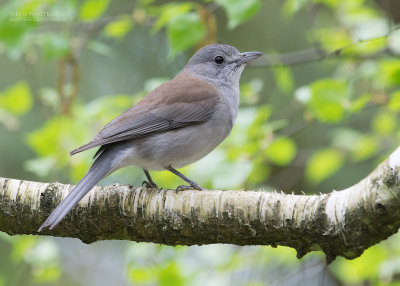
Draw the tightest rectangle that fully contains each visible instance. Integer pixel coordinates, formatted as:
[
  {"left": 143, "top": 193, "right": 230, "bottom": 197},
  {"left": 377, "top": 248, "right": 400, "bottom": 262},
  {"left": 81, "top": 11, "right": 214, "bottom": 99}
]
[{"left": 185, "top": 44, "right": 263, "bottom": 85}]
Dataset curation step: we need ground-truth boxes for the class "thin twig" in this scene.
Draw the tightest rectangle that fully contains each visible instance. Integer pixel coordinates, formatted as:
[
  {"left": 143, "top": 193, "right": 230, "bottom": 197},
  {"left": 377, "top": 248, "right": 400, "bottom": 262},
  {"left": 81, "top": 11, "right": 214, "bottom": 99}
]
[{"left": 251, "top": 25, "right": 400, "bottom": 68}]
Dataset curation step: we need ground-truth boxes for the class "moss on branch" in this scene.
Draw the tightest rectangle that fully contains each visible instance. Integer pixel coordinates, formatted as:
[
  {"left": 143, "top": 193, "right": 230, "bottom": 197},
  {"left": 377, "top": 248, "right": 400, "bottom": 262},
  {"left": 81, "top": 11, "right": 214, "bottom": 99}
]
[{"left": 2, "top": 147, "right": 400, "bottom": 263}]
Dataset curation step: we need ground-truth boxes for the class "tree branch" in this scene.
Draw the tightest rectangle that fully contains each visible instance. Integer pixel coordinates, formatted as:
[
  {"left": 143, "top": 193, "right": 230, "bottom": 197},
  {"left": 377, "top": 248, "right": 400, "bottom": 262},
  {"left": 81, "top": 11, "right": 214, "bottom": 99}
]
[
  {"left": 251, "top": 46, "right": 395, "bottom": 68},
  {"left": 2, "top": 147, "right": 400, "bottom": 263},
  {"left": 251, "top": 25, "right": 400, "bottom": 67}
]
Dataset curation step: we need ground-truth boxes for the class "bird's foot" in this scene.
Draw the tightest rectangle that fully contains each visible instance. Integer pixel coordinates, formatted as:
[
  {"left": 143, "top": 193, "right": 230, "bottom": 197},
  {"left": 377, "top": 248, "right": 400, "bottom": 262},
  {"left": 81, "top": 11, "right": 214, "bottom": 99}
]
[
  {"left": 175, "top": 183, "right": 206, "bottom": 193},
  {"left": 142, "top": 180, "right": 158, "bottom": 189}
]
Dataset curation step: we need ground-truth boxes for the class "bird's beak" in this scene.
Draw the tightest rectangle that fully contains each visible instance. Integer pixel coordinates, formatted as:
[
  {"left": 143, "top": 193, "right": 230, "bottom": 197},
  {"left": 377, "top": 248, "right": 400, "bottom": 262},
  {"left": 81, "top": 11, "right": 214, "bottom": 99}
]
[{"left": 236, "top": 51, "right": 264, "bottom": 64}]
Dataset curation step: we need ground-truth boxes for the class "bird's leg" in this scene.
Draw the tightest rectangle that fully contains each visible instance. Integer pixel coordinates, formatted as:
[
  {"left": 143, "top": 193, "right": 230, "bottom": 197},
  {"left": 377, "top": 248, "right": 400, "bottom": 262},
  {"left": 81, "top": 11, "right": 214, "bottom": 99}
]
[
  {"left": 166, "top": 165, "right": 206, "bottom": 192},
  {"left": 142, "top": 169, "right": 158, "bottom": 189}
]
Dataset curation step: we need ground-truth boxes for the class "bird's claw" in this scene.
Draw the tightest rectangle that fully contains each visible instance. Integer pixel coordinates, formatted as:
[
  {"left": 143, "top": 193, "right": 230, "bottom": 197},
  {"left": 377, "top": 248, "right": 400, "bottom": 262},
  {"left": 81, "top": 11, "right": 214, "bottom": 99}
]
[
  {"left": 175, "top": 184, "right": 205, "bottom": 193},
  {"left": 142, "top": 181, "right": 158, "bottom": 189}
]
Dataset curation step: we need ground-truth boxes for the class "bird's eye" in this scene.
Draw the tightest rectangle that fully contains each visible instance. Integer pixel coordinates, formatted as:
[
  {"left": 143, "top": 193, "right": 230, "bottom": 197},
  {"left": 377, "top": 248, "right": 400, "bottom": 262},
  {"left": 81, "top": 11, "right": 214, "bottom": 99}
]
[{"left": 214, "top": 56, "right": 224, "bottom": 64}]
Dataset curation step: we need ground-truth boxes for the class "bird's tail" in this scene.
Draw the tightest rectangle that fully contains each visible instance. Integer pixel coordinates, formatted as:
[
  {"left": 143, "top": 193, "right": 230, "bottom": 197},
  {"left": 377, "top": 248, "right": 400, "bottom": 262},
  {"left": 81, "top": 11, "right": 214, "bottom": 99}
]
[{"left": 38, "top": 149, "right": 114, "bottom": 231}]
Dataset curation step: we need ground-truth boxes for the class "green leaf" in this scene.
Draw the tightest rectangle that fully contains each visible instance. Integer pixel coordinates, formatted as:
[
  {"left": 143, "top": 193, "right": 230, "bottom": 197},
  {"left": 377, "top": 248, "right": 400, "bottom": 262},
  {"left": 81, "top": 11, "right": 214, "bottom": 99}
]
[
  {"left": 344, "top": 38, "right": 387, "bottom": 57},
  {"left": 11, "top": 236, "right": 37, "bottom": 263},
  {"left": 167, "top": 12, "right": 205, "bottom": 57},
  {"left": 0, "top": 81, "right": 32, "bottom": 115},
  {"left": 26, "top": 95, "right": 135, "bottom": 180},
  {"left": 32, "top": 266, "right": 61, "bottom": 283},
  {"left": 79, "top": 0, "right": 110, "bottom": 21},
  {"left": 351, "top": 135, "right": 379, "bottom": 162},
  {"left": 308, "top": 79, "right": 347, "bottom": 123},
  {"left": 371, "top": 111, "right": 397, "bottom": 135},
  {"left": 272, "top": 66, "right": 295, "bottom": 94},
  {"left": 153, "top": 3, "right": 193, "bottom": 31},
  {"left": 282, "top": 0, "right": 310, "bottom": 16},
  {"left": 247, "top": 159, "right": 271, "bottom": 185},
  {"left": 38, "top": 33, "right": 70, "bottom": 60},
  {"left": 26, "top": 116, "right": 71, "bottom": 158},
  {"left": 306, "top": 148, "right": 344, "bottom": 184},
  {"left": 265, "top": 137, "right": 297, "bottom": 166},
  {"left": 26, "top": 112, "right": 93, "bottom": 180},
  {"left": 104, "top": 16, "right": 133, "bottom": 38},
  {"left": 331, "top": 244, "right": 388, "bottom": 285},
  {"left": 70, "top": 156, "right": 92, "bottom": 182},
  {"left": 312, "top": 28, "right": 352, "bottom": 51},
  {"left": 216, "top": 0, "right": 261, "bottom": 29},
  {"left": 388, "top": 90, "right": 400, "bottom": 111},
  {"left": 380, "top": 60, "right": 400, "bottom": 86},
  {"left": 157, "top": 262, "right": 184, "bottom": 286},
  {"left": 0, "top": 2, "right": 37, "bottom": 51},
  {"left": 350, "top": 93, "right": 372, "bottom": 112},
  {"left": 247, "top": 105, "right": 271, "bottom": 141},
  {"left": 129, "top": 267, "right": 155, "bottom": 284},
  {"left": 86, "top": 94, "right": 134, "bottom": 121}
]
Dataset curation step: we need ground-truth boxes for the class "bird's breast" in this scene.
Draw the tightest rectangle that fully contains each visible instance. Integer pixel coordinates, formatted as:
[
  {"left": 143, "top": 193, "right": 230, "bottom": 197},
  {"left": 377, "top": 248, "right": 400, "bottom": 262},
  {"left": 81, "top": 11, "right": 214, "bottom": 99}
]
[
  {"left": 113, "top": 86, "right": 239, "bottom": 171},
  {"left": 116, "top": 94, "right": 238, "bottom": 171}
]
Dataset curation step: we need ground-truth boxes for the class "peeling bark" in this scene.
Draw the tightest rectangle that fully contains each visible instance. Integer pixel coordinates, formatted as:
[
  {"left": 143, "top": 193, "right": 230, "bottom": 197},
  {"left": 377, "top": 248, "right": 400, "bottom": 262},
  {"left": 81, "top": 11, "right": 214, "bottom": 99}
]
[{"left": 2, "top": 147, "right": 400, "bottom": 263}]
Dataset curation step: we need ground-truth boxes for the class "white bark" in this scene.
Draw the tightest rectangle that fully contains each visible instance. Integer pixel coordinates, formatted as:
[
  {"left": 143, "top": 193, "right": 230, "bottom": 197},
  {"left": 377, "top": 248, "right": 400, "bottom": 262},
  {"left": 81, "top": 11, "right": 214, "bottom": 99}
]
[{"left": 1, "top": 147, "right": 400, "bottom": 263}]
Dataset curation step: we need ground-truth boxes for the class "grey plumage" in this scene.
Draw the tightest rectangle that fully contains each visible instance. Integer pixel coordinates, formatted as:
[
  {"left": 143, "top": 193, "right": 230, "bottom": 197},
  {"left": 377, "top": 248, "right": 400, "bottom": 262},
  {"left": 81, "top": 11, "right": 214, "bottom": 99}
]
[
  {"left": 70, "top": 75, "right": 219, "bottom": 155},
  {"left": 38, "top": 44, "right": 263, "bottom": 231},
  {"left": 38, "top": 149, "right": 114, "bottom": 231}
]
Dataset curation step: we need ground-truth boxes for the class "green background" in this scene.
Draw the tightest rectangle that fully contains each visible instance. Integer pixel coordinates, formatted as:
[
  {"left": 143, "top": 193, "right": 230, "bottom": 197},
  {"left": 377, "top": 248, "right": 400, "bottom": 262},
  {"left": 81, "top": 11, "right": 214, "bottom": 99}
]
[{"left": 1, "top": 0, "right": 400, "bottom": 285}]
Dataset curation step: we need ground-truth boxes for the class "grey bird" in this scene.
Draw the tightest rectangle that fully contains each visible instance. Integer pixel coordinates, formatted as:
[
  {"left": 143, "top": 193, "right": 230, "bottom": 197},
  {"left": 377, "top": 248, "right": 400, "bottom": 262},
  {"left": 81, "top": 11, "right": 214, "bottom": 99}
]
[{"left": 38, "top": 44, "right": 263, "bottom": 231}]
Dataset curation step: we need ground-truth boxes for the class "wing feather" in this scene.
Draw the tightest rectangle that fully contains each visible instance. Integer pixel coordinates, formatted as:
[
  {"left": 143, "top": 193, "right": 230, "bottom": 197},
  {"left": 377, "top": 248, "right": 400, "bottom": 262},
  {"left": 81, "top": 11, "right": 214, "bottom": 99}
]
[{"left": 70, "top": 73, "right": 219, "bottom": 155}]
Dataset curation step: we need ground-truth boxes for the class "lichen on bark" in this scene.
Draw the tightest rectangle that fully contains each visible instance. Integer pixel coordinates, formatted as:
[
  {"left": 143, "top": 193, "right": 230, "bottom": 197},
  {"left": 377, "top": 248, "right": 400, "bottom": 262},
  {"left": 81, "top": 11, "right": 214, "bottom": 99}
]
[{"left": 1, "top": 147, "right": 400, "bottom": 263}]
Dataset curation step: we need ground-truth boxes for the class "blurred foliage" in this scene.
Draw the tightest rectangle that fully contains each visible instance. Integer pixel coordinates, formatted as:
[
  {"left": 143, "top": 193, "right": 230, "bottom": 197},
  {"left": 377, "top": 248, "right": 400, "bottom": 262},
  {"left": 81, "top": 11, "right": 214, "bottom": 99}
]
[
  {"left": 214, "top": 0, "right": 261, "bottom": 29},
  {"left": 79, "top": 0, "right": 110, "bottom": 22},
  {"left": 0, "top": 81, "right": 32, "bottom": 115},
  {"left": 1, "top": 0, "right": 400, "bottom": 285}
]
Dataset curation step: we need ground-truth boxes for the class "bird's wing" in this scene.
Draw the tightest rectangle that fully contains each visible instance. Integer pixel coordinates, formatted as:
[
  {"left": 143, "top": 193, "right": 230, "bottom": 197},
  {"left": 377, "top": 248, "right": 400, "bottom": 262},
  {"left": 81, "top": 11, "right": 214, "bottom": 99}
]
[{"left": 70, "top": 73, "right": 220, "bottom": 155}]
